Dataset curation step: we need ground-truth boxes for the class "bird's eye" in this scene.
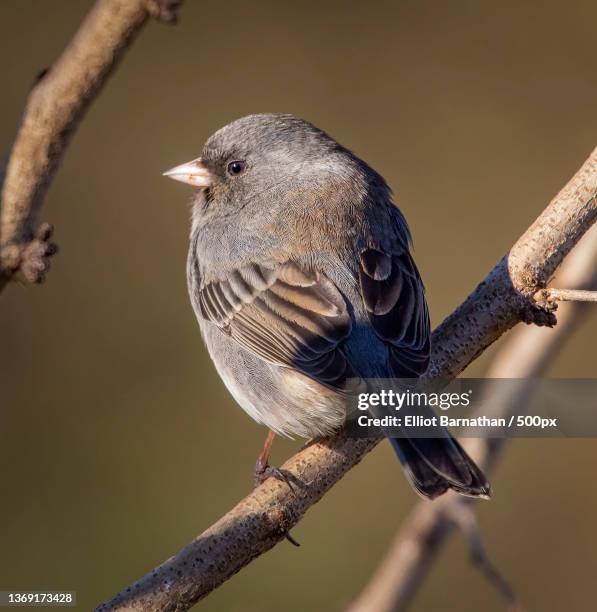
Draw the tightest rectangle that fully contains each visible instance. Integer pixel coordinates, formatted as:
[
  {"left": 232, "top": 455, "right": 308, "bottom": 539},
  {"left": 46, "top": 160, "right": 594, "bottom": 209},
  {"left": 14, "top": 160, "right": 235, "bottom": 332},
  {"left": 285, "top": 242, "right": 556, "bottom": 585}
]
[{"left": 227, "top": 160, "right": 247, "bottom": 176}]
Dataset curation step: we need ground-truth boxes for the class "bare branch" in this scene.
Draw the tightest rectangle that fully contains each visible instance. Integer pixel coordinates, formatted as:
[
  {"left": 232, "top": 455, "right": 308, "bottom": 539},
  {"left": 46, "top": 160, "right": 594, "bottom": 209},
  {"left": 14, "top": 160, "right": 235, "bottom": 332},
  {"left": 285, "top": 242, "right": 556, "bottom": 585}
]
[
  {"left": 444, "top": 500, "right": 524, "bottom": 612},
  {"left": 347, "top": 222, "right": 597, "bottom": 612},
  {"left": 0, "top": 0, "right": 182, "bottom": 289},
  {"left": 98, "top": 149, "right": 597, "bottom": 611}
]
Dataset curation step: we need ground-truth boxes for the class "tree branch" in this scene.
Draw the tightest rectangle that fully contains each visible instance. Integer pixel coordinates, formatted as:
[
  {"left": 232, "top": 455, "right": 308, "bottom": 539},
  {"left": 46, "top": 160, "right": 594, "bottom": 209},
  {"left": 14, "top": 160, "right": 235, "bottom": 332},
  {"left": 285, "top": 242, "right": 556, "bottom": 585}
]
[
  {"left": 97, "top": 148, "right": 597, "bottom": 611},
  {"left": 443, "top": 500, "right": 523, "bottom": 611},
  {"left": 347, "top": 221, "right": 597, "bottom": 612},
  {"left": 537, "top": 287, "right": 597, "bottom": 302},
  {"left": 0, "top": 0, "right": 182, "bottom": 290}
]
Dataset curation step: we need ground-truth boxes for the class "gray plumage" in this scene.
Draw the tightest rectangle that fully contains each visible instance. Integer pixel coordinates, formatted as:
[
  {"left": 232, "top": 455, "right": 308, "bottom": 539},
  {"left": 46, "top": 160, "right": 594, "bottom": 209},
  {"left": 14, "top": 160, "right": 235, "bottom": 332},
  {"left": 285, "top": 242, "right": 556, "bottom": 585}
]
[{"left": 180, "top": 113, "right": 490, "bottom": 499}]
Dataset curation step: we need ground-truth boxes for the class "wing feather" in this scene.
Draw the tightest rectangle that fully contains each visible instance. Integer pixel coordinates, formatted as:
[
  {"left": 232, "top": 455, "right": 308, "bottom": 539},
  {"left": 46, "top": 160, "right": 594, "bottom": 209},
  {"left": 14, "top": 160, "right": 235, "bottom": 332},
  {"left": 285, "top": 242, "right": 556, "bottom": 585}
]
[
  {"left": 197, "top": 262, "right": 354, "bottom": 388},
  {"left": 359, "top": 248, "right": 430, "bottom": 377}
]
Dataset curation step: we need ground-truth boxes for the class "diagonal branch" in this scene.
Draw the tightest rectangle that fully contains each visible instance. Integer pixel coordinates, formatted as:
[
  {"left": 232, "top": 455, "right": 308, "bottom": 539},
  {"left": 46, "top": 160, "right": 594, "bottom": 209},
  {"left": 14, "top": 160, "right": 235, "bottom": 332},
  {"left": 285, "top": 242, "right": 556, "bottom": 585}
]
[
  {"left": 347, "top": 222, "right": 597, "bottom": 612},
  {"left": 97, "top": 148, "right": 597, "bottom": 611},
  {"left": 0, "top": 0, "right": 183, "bottom": 291}
]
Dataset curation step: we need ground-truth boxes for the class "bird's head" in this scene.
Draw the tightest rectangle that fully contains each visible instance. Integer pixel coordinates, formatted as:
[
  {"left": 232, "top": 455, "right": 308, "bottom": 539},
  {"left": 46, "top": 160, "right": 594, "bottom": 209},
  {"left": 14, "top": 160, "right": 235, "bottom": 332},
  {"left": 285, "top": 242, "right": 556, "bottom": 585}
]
[{"left": 163, "top": 113, "right": 378, "bottom": 218}]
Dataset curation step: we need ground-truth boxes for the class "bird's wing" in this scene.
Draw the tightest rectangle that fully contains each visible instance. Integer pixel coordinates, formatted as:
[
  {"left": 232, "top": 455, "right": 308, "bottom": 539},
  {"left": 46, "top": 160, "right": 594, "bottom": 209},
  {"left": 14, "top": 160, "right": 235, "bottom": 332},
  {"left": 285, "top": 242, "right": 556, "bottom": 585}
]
[
  {"left": 196, "top": 261, "right": 356, "bottom": 388},
  {"left": 358, "top": 248, "right": 430, "bottom": 377}
]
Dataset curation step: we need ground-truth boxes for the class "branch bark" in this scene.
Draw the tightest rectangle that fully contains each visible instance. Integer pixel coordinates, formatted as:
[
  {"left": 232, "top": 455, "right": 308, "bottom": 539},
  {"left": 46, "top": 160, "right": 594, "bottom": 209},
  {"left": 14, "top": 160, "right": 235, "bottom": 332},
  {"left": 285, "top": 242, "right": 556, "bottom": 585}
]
[
  {"left": 347, "top": 222, "right": 597, "bottom": 612},
  {"left": 0, "top": 0, "right": 182, "bottom": 290},
  {"left": 97, "top": 149, "right": 597, "bottom": 611}
]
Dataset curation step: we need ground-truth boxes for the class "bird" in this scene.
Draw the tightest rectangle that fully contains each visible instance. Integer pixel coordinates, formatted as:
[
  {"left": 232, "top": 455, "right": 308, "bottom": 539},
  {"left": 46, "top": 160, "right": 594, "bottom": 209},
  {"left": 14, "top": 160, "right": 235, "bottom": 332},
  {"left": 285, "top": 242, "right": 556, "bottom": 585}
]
[{"left": 163, "top": 113, "right": 491, "bottom": 500}]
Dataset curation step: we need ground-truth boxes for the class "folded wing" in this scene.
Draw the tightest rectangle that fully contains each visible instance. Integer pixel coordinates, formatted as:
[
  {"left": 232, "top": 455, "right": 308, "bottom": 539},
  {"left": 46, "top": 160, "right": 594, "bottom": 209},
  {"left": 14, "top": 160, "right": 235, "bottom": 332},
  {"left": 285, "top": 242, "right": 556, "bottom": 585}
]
[{"left": 197, "top": 262, "right": 356, "bottom": 388}]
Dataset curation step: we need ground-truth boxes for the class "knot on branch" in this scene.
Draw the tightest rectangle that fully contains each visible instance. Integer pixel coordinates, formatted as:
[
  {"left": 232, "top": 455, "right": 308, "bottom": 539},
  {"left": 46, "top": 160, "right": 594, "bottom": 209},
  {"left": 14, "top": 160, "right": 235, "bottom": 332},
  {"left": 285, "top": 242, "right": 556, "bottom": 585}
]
[
  {"left": 519, "top": 292, "right": 558, "bottom": 327},
  {"left": 145, "top": 0, "right": 183, "bottom": 24},
  {"left": 0, "top": 223, "right": 58, "bottom": 284}
]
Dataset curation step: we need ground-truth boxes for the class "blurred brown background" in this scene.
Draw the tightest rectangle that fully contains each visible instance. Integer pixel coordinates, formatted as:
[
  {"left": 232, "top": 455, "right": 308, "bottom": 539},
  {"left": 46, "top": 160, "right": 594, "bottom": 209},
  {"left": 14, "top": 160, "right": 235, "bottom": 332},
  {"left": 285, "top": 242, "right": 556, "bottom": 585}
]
[{"left": 2, "top": 1, "right": 596, "bottom": 610}]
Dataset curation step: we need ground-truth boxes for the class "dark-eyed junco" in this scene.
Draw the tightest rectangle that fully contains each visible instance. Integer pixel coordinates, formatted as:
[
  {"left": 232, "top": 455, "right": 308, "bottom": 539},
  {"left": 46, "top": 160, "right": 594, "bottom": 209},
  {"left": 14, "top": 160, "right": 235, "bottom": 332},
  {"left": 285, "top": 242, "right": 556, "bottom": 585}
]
[{"left": 164, "top": 113, "right": 490, "bottom": 499}]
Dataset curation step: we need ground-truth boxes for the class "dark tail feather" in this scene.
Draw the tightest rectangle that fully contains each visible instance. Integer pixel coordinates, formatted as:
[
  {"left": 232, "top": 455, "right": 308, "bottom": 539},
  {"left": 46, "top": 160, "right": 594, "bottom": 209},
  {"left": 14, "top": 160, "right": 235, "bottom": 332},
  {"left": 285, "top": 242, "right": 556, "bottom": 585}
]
[{"left": 390, "top": 435, "right": 491, "bottom": 500}]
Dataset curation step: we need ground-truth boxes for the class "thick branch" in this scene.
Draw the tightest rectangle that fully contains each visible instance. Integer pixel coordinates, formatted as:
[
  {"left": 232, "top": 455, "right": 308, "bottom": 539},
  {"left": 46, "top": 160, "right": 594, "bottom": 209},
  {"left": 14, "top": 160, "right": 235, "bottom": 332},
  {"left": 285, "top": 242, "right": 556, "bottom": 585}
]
[
  {"left": 347, "top": 222, "right": 597, "bottom": 612},
  {"left": 0, "top": 0, "right": 182, "bottom": 288},
  {"left": 97, "top": 148, "right": 597, "bottom": 612},
  {"left": 425, "top": 148, "right": 597, "bottom": 380}
]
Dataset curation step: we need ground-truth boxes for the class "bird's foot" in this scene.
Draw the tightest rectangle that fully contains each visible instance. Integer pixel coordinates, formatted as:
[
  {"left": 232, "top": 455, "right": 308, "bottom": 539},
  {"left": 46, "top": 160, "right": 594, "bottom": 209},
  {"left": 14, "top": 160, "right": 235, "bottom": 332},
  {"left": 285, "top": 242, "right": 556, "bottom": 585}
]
[
  {"left": 254, "top": 459, "right": 300, "bottom": 546},
  {"left": 254, "top": 459, "right": 296, "bottom": 494}
]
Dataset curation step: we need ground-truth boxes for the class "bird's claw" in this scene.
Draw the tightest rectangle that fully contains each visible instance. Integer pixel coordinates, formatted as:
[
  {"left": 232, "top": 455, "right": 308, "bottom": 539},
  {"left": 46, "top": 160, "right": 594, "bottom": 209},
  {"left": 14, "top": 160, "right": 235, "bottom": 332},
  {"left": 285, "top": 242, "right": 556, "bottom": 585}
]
[
  {"left": 254, "top": 460, "right": 295, "bottom": 494},
  {"left": 254, "top": 461, "right": 300, "bottom": 545}
]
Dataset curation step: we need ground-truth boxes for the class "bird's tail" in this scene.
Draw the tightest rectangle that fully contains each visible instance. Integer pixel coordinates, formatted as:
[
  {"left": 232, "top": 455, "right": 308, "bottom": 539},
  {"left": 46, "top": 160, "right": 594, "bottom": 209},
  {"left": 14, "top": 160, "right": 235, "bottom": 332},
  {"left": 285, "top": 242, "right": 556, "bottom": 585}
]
[{"left": 390, "top": 434, "right": 491, "bottom": 500}]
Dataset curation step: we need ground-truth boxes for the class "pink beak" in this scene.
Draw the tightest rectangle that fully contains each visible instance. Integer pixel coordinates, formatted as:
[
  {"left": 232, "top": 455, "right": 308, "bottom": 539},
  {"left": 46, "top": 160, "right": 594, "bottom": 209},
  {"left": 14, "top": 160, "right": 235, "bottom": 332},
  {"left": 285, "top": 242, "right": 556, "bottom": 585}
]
[{"left": 162, "top": 157, "right": 213, "bottom": 188}]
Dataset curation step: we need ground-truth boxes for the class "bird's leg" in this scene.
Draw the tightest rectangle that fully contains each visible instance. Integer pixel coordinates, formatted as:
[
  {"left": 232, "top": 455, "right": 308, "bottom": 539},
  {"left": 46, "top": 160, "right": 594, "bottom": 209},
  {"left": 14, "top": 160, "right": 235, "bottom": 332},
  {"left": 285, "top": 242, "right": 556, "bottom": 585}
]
[
  {"left": 254, "top": 430, "right": 295, "bottom": 494},
  {"left": 254, "top": 430, "right": 275, "bottom": 478}
]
